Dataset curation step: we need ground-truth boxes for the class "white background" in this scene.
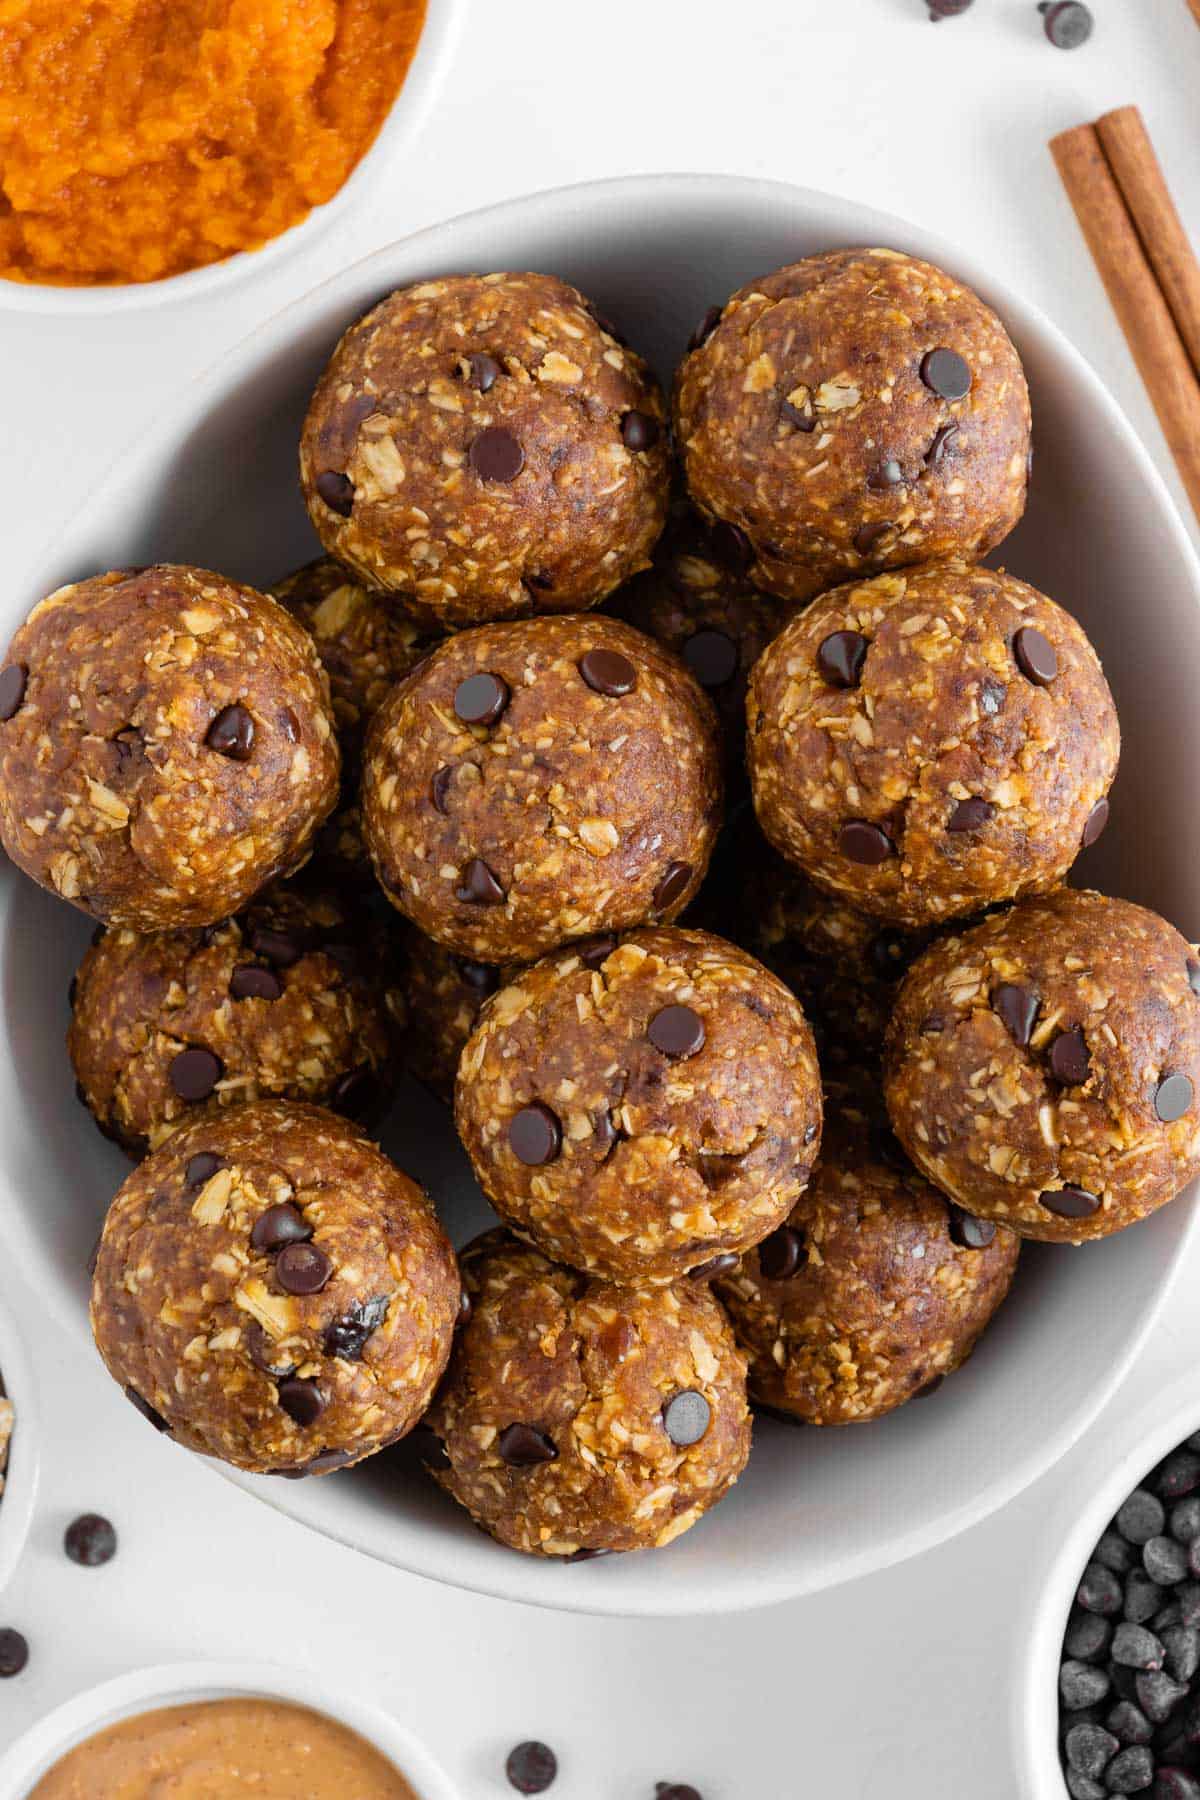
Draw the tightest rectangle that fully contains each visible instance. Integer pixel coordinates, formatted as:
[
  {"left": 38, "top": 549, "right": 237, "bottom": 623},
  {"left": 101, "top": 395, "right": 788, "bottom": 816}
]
[{"left": 3, "top": 1, "right": 1200, "bottom": 1793}]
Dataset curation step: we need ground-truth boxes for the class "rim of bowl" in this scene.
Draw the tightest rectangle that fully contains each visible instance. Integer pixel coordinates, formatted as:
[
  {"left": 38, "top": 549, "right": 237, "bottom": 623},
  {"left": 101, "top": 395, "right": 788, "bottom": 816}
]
[
  {"left": 0, "top": 1286, "right": 40, "bottom": 1600},
  {"left": 1013, "top": 1368, "right": 1200, "bottom": 1798},
  {"left": 7, "top": 171, "right": 1200, "bottom": 1616},
  {"left": 0, "top": 1659, "right": 459, "bottom": 1797},
  {"left": 0, "top": 0, "right": 466, "bottom": 316}
]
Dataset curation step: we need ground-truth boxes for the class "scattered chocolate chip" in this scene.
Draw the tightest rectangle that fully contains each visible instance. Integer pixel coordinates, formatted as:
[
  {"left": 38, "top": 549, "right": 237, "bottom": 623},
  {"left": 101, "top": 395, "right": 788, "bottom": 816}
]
[
  {"left": 648, "top": 1004, "right": 705, "bottom": 1060},
  {"left": 1082, "top": 798, "right": 1110, "bottom": 848},
  {"left": 524, "top": 572, "right": 554, "bottom": 597},
  {"left": 867, "top": 458, "right": 904, "bottom": 490},
  {"left": 688, "top": 305, "right": 722, "bottom": 351},
  {"left": 980, "top": 678, "right": 1007, "bottom": 716},
  {"left": 324, "top": 1293, "right": 390, "bottom": 1360},
  {"left": 1050, "top": 1027, "right": 1092, "bottom": 1086},
  {"left": 168, "top": 1046, "right": 221, "bottom": 1102},
  {"left": 710, "top": 520, "right": 752, "bottom": 571},
  {"left": 1040, "top": 0, "right": 1093, "bottom": 48},
  {"left": 683, "top": 629, "right": 738, "bottom": 689},
  {"left": 498, "top": 1423, "right": 558, "bottom": 1467},
  {"left": 1189, "top": 960, "right": 1200, "bottom": 998},
  {"left": 469, "top": 426, "right": 524, "bottom": 483},
  {"left": 246, "top": 1325, "right": 296, "bottom": 1381},
  {"left": 993, "top": 982, "right": 1039, "bottom": 1045},
  {"left": 920, "top": 347, "right": 972, "bottom": 400},
  {"left": 925, "top": 422, "right": 960, "bottom": 467},
  {"left": 229, "top": 964, "right": 282, "bottom": 1001},
  {"left": 1013, "top": 626, "right": 1058, "bottom": 686},
  {"left": 275, "top": 1241, "right": 332, "bottom": 1296},
  {"left": 759, "top": 1224, "right": 806, "bottom": 1280},
  {"left": 838, "top": 820, "right": 894, "bottom": 865},
  {"left": 465, "top": 351, "right": 502, "bottom": 392},
  {"left": 0, "top": 662, "right": 28, "bottom": 720},
  {"left": 579, "top": 647, "right": 637, "bottom": 697},
  {"left": 948, "top": 797, "right": 995, "bottom": 832},
  {"left": 0, "top": 1629, "right": 29, "bottom": 1677},
  {"left": 454, "top": 671, "right": 510, "bottom": 727},
  {"left": 914, "top": 1374, "right": 946, "bottom": 1399},
  {"left": 506, "top": 1740, "right": 558, "bottom": 1793},
  {"left": 315, "top": 470, "right": 354, "bottom": 516},
  {"left": 509, "top": 1102, "right": 562, "bottom": 1166},
  {"left": 124, "top": 1385, "right": 170, "bottom": 1433},
  {"left": 454, "top": 957, "right": 499, "bottom": 995},
  {"left": 431, "top": 766, "right": 454, "bottom": 813},
  {"left": 205, "top": 701, "right": 257, "bottom": 764},
  {"left": 1156, "top": 1074, "right": 1195, "bottom": 1124},
  {"left": 927, "top": 0, "right": 974, "bottom": 14},
  {"left": 565, "top": 1547, "right": 612, "bottom": 1563},
  {"left": 302, "top": 1448, "right": 357, "bottom": 1475},
  {"left": 251, "top": 1203, "right": 312, "bottom": 1253},
  {"left": 817, "top": 629, "right": 868, "bottom": 689},
  {"left": 781, "top": 393, "right": 816, "bottom": 430},
  {"left": 948, "top": 1205, "right": 997, "bottom": 1249},
  {"left": 64, "top": 1513, "right": 117, "bottom": 1568},
  {"left": 575, "top": 932, "right": 617, "bottom": 969},
  {"left": 247, "top": 925, "right": 305, "bottom": 968},
  {"left": 663, "top": 1389, "right": 711, "bottom": 1447},
  {"left": 456, "top": 858, "right": 505, "bottom": 905},
  {"left": 689, "top": 1251, "right": 740, "bottom": 1281},
  {"left": 184, "top": 1151, "right": 222, "bottom": 1190},
  {"left": 277, "top": 1377, "right": 326, "bottom": 1427},
  {"left": 1040, "top": 1185, "right": 1101, "bottom": 1219},
  {"left": 652, "top": 860, "right": 692, "bottom": 914},
  {"left": 621, "top": 410, "right": 660, "bottom": 451},
  {"left": 854, "top": 521, "right": 891, "bottom": 557}
]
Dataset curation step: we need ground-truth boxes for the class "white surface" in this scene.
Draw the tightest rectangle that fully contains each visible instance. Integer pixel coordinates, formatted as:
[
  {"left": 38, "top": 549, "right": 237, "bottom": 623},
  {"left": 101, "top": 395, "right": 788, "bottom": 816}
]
[{"left": 1, "top": 0, "right": 1199, "bottom": 1791}]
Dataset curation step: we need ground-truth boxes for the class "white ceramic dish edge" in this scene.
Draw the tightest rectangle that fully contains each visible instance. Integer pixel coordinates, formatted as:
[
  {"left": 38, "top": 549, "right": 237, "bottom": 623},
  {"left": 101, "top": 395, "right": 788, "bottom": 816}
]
[
  {"left": 0, "top": 1282, "right": 40, "bottom": 1600},
  {"left": 0, "top": 1659, "right": 459, "bottom": 1797}
]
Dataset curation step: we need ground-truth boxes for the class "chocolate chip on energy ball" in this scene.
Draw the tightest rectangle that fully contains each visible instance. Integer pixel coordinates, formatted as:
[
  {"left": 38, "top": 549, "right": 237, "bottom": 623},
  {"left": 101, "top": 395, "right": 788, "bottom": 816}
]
[
  {"left": 920, "top": 347, "right": 972, "bottom": 399},
  {"left": 323, "top": 1293, "right": 390, "bottom": 1360},
  {"left": 758, "top": 1224, "right": 806, "bottom": 1280},
  {"left": 229, "top": 964, "right": 283, "bottom": 1001},
  {"left": 64, "top": 1512, "right": 117, "bottom": 1567},
  {"left": 505, "top": 1740, "right": 558, "bottom": 1794},
  {"left": 454, "top": 671, "right": 510, "bottom": 727},
  {"left": 993, "top": 982, "right": 1040, "bottom": 1046},
  {"left": 816, "top": 629, "right": 868, "bottom": 689},
  {"left": 925, "top": 422, "right": 960, "bottom": 466},
  {"left": 1156, "top": 1074, "right": 1194, "bottom": 1123},
  {"left": 184, "top": 1151, "right": 222, "bottom": 1189},
  {"left": 1082, "top": 798, "right": 1110, "bottom": 848},
  {"left": 168, "top": 1046, "right": 221, "bottom": 1102},
  {"left": 508, "top": 1102, "right": 562, "bottom": 1167},
  {"left": 124, "top": 1385, "right": 170, "bottom": 1432},
  {"left": 276, "top": 1377, "right": 326, "bottom": 1427},
  {"left": 456, "top": 858, "right": 506, "bottom": 906},
  {"left": 621, "top": 410, "right": 660, "bottom": 451},
  {"left": 274, "top": 1241, "right": 332, "bottom": 1295},
  {"left": 662, "top": 1389, "right": 711, "bottom": 1447},
  {"left": 838, "top": 820, "right": 894, "bottom": 865},
  {"left": 205, "top": 702, "right": 255, "bottom": 761},
  {"left": 498, "top": 1424, "right": 558, "bottom": 1468},
  {"left": 648, "top": 1004, "right": 706, "bottom": 1060},
  {"left": 948, "top": 797, "right": 994, "bottom": 832},
  {"left": 948, "top": 1205, "right": 997, "bottom": 1249},
  {"left": 689, "top": 1251, "right": 740, "bottom": 1281},
  {"left": 248, "top": 924, "right": 306, "bottom": 968},
  {"left": 0, "top": 662, "right": 27, "bottom": 720},
  {"left": 250, "top": 1202, "right": 312, "bottom": 1253},
  {"left": 1039, "top": 1, "right": 1094, "bottom": 49},
  {"left": 469, "top": 426, "right": 524, "bottom": 483},
  {"left": 315, "top": 469, "right": 354, "bottom": 516},
  {"left": 1040, "top": 1185, "right": 1101, "bottom": 1219},
  {"left": 683, "top": 629, "right": 739, "bottom": 689},
  {"left": 652, "top": 860, "right": 692, "bottom": 914},
  {"left": 574, "top": 932, "right": 618, "bottom": 969},
  {"left": 465, "top": 351, "right": 502, "bottom": 392},
  {"left": 855, "top": 521, "right": 891, "bottom": 556},
  {"left": 1013, "top": 625, "right": 1058, "bottom": 686},
  {"left": 1050, "top": 1027, "right": 1091, "bottom": 1086},
  {"left": 579, "top": 648, "right": 637, "bottom": 697},
  {"left": 866, "top": 458, "right": 904, "bottom": 491},
  {"left": 0, "top": 1628, "right": 28, "bottom": 1677},
  {"left": 688, "top": 305, "right": 723, "bottom": 351}
]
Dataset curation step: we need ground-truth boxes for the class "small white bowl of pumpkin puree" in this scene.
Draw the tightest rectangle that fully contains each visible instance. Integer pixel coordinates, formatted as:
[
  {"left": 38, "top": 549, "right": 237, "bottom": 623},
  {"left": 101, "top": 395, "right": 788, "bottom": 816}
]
[{"left": 0, "top": 1660, "right": 458, "bottom": 1799}]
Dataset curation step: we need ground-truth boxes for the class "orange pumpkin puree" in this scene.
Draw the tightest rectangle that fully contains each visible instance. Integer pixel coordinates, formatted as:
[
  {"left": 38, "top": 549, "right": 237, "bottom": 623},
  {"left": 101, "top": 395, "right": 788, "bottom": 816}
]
[{"left": 0, "top": 0, "right": 427, "bottom": 287}]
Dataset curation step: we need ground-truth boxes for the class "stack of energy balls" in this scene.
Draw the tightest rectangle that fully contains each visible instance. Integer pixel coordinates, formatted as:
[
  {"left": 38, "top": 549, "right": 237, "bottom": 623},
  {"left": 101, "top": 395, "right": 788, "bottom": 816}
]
[{"left": 3, "top": 255, "right": 1197, "bottom": 1565}]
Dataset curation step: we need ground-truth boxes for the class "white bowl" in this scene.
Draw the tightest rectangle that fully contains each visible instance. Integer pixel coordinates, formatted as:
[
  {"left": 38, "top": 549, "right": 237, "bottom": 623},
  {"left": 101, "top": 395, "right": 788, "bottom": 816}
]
[
  {"left": 4, "top": 172, "right": 1200, "bottom": 1619},
  {"left": 1015, "top": 1371, "right": 1200, "bottom": 1797},
  {"left": 0, "top": 1287, "right": 40, "bottom": 1599},
  {"left": 0, "top": 0, "right": 464, "bottom": 316},
  {"left": 0, "top": 1659, "right": 458, "bottom": 1797}
]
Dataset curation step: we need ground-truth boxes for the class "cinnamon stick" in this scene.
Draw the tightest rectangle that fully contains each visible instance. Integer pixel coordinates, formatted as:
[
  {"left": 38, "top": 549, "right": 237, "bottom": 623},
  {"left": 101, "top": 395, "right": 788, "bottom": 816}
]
[
  {"left": 1050, "top": 122, "right": 1200, "bottom": 526},
  {"left": 1095, "top": 106, "right": 1200, "bottom": 381}
]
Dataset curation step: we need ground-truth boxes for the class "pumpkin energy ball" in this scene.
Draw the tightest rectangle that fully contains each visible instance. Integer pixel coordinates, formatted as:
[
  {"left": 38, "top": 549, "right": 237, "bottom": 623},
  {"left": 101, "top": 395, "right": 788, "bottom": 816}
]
[
  {"left": 674, "top": 248, "right": 1031, "bottom": 603},
  {"left": 884, "top": 890, "right": 1200, "bottom": 1243},
  {"left": 715, "top": 1099, "right": 1019, "bottom": 1424},
  {"left": 69, "top": 883, "right": 393, "bottom": 1156},
  {"left": 456, "top": 926, "right": 823, "bottom": 1283},
  {"left": 426, "top": 1231, "right": 751, "bottom": 1558},
  {"left": 0, "top": 565, "right": 339, "bottom": 929},
  {"left": 300, "top": 272, "right": 671, "bottom": 628},
  {"left": 90, "top": 1100, "right": 460, "bottom": 1476},
  {"left": 747, "top": 561, "right": 1119, "bottom": 929},
  {"left": 362, "top": 614, "right": 722, "bottom": 963}
]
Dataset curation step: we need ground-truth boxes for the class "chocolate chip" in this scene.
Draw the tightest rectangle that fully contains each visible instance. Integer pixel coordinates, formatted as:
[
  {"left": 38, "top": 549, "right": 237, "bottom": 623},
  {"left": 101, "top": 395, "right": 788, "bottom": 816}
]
[
  {"left": 1040, "top": 1185, "right": 1101, "bottom": 1219},
  {"left": 579, "top": 648, "right": 637, "bottom": 697},
  {"left": 0, "top": 663, "right": 28, "bottom": 721},
  {"left": 925, "top": 423, "right": 960, "bottom": 467},
  {"left": 1156, "top": 1073, "right": 1195, "bottom": 1123},
  {"left": 465, "top": 351, "right": 502, "bottom": 392},
  {"left": 277, "top": 1377, "right": 326, "bottom": 1427},
  {"left": 331, "top": 1065, "right": 379, "bottom": 1119},
  {"left": 469, "top": 426, "right": 524, "bottom": 482},
  {"left": 275, "top": 1241, "right": 332, "bottom": 1295},
  {"left": 994, "top": 982, "right": 1039, "bottom": 1046},
  {"left": 854, "top": 521, "right": 891, "bottom": 557},
  {"left": 621, "top": 410, "right": 660, "bottom": 451},
  {"left": 1041, "top": 0, "right": 1094, "bottom": 48},
  {"left": 652, "top": 860, "right": 692, "bottom": 914},
  {"left": 948, "top": 1205, "right": 997, "bottom": 1249},
  {"left": 229, "top": 964, "right": 282, "bottom": 1001},
  {"left": 758, "top": 1224, "right": 806, "bottom": 1280},
  {"left": 781, "top": 394, "right": 816, "bottom": 431},
  {"left": 251, "top": 1203, "right": 312, "bottom": 1253},
  {"left": 184, "top": 1151, "right": 222, "bottom": 1189},
  {"left": 1050, "top": 1027, "right": 1091, "bottom": 1086},
  {"left": 948, "top": 797, "right": 994, "bottom": 832},
  {"left": 315, "top": 470, "right": 354, "bottom": 516},
  {"left": 302, "top": 1448, "right": 357, "bottom": 1475},
  {"left": 683, "top": 629, "right": 738, "bottom": 689},
  {"left": 505, "top": 1740, "right": 558, "bottom": 1793},
  {"left": 1189, "top": 959, "right": 1200, "bottom": 998},
  {"left": 655, "top": 1786, "right": 702, "bottom": 1800},
  {"left": 498, "top": 1423, "right": 558, "bottom": 1467},
  {"left": 980, "top": 678, "right": 1006, "bottom": 716},
  {"left": 574, "top": 932, "right": 617, "bottom": 969},
  {"left": 817, "top": 630, "right": 868, "bottom": 689},
  {"left": 838, "top": 820, "right": 894, "bottom": 865},
  {"left": 688, "top": 305, "right": 722, "bottom": 351},
  {"left": 453, "top": 957, "right": 499, "bottom": 996},
  {"left": 168, "top": 1046, "right": 221, "bottom": 1102},
  {"left": 205, "top": 703, "right": 255, "bottom": 761},
  {"left": 662, "top": 1389, "right": 711, "bottom": 1447},
  {"left": 247, "top": 924, "right": 305, "bottom": 968},
  {"left": 565, "top": 1547, "right": 612, "bottom": 1563},
  {"left": 0, "top": 1629, "right": 29, "bottom": 1677},
  {"left": 323, "top": 1293, "right": 390, "bottom": 1360},
  {"left": 64, "top": 1513, "right": 117, "bottom": 1567},
  {"left": 125, "top": 1385, "right": 170, "bottom": 1432},
  {"left": 689, "top": 1251, "right": 740, "bottom": 1280},
  {"left": 431, "top": 766, "right": 453, "bottom": 813},
  {"left": 648, "top": 1004, "right": 705, "bottom": 1060},
  {"left": 454, "top": 671, "right": 510, "bottom": 727},
  {"left": 523, "top": 571, "right": 554, "bottom": 596},
  {"left": 1013, "top": 626, "right": 1058, "bottom": 686},
  {"left": 867, "top": 458, "right": 904, "bottom": 490},
  {"left": 509, "top": 1102, "right": 562, "bottom": 1165},
  {"left": 245, "top": 1325, "right": 296, "bottom": 1380},
  {"left": 710, "top": 520, "right": 752, "bottom": 571},
  {"left": 456, "top": 858, "right": 505, "bottom": 905},
  {"left": 1082, "top": 798, "right": 1110, "bottom": 848},
  {"left": 920, "top": 347, "right": 972, "bottom": 400}
]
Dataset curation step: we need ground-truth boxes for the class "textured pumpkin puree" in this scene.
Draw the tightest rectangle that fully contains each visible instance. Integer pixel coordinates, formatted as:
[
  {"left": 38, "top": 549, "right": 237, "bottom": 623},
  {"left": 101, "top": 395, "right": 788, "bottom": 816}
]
[{"left": 0, "top": 0, "right": 426, "bottom": 286}]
